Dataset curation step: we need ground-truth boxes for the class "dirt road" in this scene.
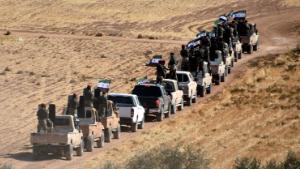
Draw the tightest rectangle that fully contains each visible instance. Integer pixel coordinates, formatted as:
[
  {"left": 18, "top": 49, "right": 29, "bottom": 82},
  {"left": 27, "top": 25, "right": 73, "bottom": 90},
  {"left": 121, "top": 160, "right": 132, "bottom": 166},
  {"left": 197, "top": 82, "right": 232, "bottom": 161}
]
[{"left": 0, "top": 2, "right": 299, "bottom": 169}]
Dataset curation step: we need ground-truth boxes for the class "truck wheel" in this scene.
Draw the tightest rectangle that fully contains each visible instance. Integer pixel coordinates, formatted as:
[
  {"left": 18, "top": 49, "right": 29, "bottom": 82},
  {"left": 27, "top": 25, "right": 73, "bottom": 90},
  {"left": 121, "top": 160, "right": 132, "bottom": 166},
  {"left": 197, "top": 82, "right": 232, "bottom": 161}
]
[
  {"left": 156, "top": 110, "right": 164, "bottom": 122},
  {"left": 113, "top": 125, "right": 121, "bottom": 139},
  {"left": 86, "top": 135, "right": 94, "bottom": 152},
  {"left": 171, "top": 104, "right": 176, "bottom": 114},
  {"left": 97, "top": 132, "right": 104, "bottom": 148},
  {"left": 199, "top": 86, "right": 205, "bottom": 97},
  {"left": 131, "top": 122, "right": 137, "bottom": 132},
  {"left": 165, "top": 104, "right": 171, "bottom": 118},
  {"left": 248, "top": 45, "right": 253, "bottom": 54},
  {"left": 32, "top": 146, "right": 40, "bottom": 160},
  {"left": 186, "top": 97, "right": 192, "bottom": 106},
  {"left": 76, "top": 140, "right": 84, "bottom": 156},
  {"left": 231, "top": 60, "right": 234, "bottom": 67},
  {"left": 215, "top": 75, "right": 221, "bottom": 85},
  {"left": 206, "top": 84, "right": 212, "bottom": 94},
  {"left": 104, "top": 128, "right": 112, "bottom": 143},
  {"left": 66, "top": 145, "right": 73, "bottom": 160},
  {"left": 192, "top": 94, "right": 197, "bottom": 103},
  {"left": 221, "top": 74, "right": 225, "bottom": 82},
  {"left": 228, "top": 67, "right": 231, "bottom": 74},
  {"left": 234, "top": 52, "right": 238, "bottom": 62},
  {"left": 178, "top": 99, "right": 184, "bottom": 111},
  {"left": 138, "top": 117, "right": 145, "bottom": 129},
  {"left": 238, "top": 52, "right": 242, "bottom": 59},
  {"left": 253, "top": 43, "right": 258, "bottom": 51}
]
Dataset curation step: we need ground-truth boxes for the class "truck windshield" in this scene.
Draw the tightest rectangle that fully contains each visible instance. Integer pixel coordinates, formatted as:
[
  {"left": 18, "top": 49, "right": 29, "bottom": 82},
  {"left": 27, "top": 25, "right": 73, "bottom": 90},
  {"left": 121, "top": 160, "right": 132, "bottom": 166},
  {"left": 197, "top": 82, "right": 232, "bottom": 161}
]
[
  {"left": 162, "top": 82, "right": 175, "bottom": 92},
  {"left": 108, "top": 96, "right": 135, "bottom": 106},
  {"left": 54, "top": 118, "right": 70, "bottom": 126},
  {"left": 132, "top": 85, "right": 162, "bottom": 97},
  {"left": 177, "top": 74, "right": 189, "bottom": 82}
]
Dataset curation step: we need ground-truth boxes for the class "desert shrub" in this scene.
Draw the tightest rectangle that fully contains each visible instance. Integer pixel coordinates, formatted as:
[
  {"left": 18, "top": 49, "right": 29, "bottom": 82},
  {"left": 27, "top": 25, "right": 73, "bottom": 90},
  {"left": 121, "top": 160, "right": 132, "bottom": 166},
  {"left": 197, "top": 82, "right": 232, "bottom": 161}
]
[
  {"left": 137, "top": 34, "right": 143, "bottom": 39},
  {"left": 233, "top": 151, "right": 300, "bottom": 169},
  {"left": 0, "top": 164, "right": 14, "bottom": 169},
  {"left": 101, "top": 146, "right": 210, "bottom": 169}
]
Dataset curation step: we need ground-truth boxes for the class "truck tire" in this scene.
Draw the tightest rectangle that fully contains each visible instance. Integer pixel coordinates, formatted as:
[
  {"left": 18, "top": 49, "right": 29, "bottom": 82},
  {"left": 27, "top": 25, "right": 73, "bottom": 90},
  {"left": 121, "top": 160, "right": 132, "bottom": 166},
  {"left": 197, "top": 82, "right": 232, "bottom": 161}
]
[
  {"left": 199, "top": 86, "right": 205, "bottom": 97},
  {"left": 231, "top": 60, "right": 234, "bottom": 67},
  {"left": 86, "top": 135, "right": 94, "bottom": 152},
  {"left": 221, "top": 74, "right": 225, "bottom": 82},
  {"left": 234, "top": 52, "right": 238, "bottom": 62},
  {"left": 171, "top": 104, "right": 176, "bottom": 114},
  {"left": 206, "top": 84, "right": 212, "bottom": 94},
  {"left": 192, "top": 94, "right": 197, "bottom": 103},
  {"left": 156, "top": 110, "right": 164, "bottom": 121},
  {"left": 66, "top": 145, "right": 73, "bottom": 160},
  {"left": 165, "top": 104, "right": 171, "bottom": 118},
  {"left": 32, "top": 145, "right": 40, "bottom": 160},
  {"left": 138, "top": 117, "right": 145, "bottom": 129},
  {"left": 76, "top": 140, "right": 84, "bottom": 156},
  {"left": 186, "top": 97, "right": 192, "bottom": 106},
  {"left": 248, "top": 45, "right": 253, "bottom": 54},
  {"left": 97, "top": 132, "right": 104, "bottom": 148},
  {"left": 104, "top": 128, "right": 112, "bottom": 143},
  {"left": 215, "top": 75, "right": 221, "bottom": 85},
  {"left": 253, "top": 43, "right": 258, "bottom": 51},
  {"left": 178, "top": 99, "right": 184, "bottom": 111},
  {"left": 238, "top": 52, "right": 242, "bottom": 59},
  {"left": 131, "top": 122, "right": 137, "bottom": 132},
  {"left": 228, "top": 67, "right": 231, "bottom": 74},
  {"left": 113, "top": 125, "right": 121, "bottom": 139}
]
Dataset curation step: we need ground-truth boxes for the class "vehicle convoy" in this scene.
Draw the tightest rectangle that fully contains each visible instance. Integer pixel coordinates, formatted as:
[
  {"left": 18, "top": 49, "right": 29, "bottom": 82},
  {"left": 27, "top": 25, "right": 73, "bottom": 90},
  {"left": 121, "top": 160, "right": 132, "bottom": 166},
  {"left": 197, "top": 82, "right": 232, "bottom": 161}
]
[
  {"left": 162, "top": 79, "right": 184, "bottom": 113},
  {"left": 210, "top": 50, "right": 226, "bottom": 85},
  {"left": 108, "top": 93, "right": 145, "bottom": 132},
  {"left": 132, "top": 83, "right": 171, "bottom": 121},
  {"left": 192, "top": 62, "right": 212, "bottom": 97},
  {"left": 31, "top": 115, "right": 84, "bottom": 160},
  {"left": 78, "top": 107, "right": 105, "bottom": 152},
  {"left": 176, "top": 71, "right": 197, "bottom": 106}
]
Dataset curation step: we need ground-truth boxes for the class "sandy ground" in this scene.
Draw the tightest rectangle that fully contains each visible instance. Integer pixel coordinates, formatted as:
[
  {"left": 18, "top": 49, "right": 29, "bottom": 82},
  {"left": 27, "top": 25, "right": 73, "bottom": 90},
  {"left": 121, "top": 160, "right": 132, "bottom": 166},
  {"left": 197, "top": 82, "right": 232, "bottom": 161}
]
[{"left": 0, "top": 0, "right": 300, "bottom": 168}]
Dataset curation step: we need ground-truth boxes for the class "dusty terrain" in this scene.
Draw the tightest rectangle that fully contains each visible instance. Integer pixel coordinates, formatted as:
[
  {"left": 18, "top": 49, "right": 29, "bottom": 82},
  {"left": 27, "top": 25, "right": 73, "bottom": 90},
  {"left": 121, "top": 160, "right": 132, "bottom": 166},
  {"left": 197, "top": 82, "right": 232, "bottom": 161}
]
[{"left": 0, "top": 0, "right": 300, "bottom": 169}]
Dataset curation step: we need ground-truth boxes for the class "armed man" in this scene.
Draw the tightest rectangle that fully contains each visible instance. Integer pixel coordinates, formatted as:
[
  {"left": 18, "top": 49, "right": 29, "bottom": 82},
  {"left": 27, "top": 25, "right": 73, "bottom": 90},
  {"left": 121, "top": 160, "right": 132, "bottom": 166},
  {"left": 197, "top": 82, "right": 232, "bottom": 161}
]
[
  {"left": 167, "top": 52, "right": 178, "bottom": 80},
  {"left": 156, "top": 60, "right": 167, "bottom": 84},
  {"left": 66, "top": 93, "right": 79, "bottom": 116},
  {"left": 98, "top": 90, "right": 108, "bottom": 118},
  {"left": 37, "top": 103, "right": 53, "bottom": 133},
  {"left": 83, "top": 84, "right": 94, "bottom": 107}
]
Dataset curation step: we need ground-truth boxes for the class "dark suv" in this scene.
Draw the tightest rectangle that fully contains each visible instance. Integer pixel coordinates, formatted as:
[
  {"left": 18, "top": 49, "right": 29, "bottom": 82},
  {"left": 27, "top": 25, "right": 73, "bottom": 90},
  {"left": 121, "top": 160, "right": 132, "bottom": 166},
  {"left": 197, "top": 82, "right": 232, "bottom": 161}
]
[{"left": 132, "top": 84, "right": 171, "bottom": 121}]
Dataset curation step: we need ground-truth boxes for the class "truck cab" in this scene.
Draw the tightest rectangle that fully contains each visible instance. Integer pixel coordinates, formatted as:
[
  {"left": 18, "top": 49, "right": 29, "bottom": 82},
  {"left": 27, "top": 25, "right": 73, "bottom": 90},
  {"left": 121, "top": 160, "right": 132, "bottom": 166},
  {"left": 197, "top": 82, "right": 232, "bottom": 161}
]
[
  {"left": 176, "top": 71, "right": 197, "bottom": 106},
  {"left": 162, "top": 79, "right": 184, "bottom": 113},
  {"left": 132, "top": 83, "right": 171, "bottom": 121},
  {"left": 108, "top": 93, "right": 145, "bottom": 132},
  {"left": 31, "top": 115, "right": 84, "bottom": 160},
  {"left": 78, "top": 107, "right": 105, "bottom": 152}
]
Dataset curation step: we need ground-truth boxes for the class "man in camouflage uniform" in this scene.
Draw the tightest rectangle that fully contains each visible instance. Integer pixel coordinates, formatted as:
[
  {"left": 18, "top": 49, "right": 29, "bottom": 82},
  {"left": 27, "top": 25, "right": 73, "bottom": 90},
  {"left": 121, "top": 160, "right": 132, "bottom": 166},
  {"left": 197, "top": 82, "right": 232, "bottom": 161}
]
[
  {"left": 83, "top": 84, "right": 94, "bottom": 107},
  {"left": 37, "top": 104, "right": 49, "bottom": 133},
  {"left": 98, "top": 91, "right": 108, "bottom": 118},
  {"left": 156, "top": 60, "right": 167, "bottom": 84},
  {"left": 67, "top": 93, "right": 79, "bottom": 116},
  {"left": 167, "top": 53, "right": 178, "bottom": 80}
]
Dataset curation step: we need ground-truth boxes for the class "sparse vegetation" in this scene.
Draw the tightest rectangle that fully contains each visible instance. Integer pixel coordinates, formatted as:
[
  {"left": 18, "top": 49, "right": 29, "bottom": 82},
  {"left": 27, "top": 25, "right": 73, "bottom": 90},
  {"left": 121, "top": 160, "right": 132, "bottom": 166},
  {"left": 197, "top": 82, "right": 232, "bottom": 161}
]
[
  {"left": 100, "top": 146, "right": 210, "bottom": 169},
  {"left": 233, "top": 151, "right": 300, "bottom": 169},
  {"left": 0, "top": 164, "right": 14, "bottom": 169}
]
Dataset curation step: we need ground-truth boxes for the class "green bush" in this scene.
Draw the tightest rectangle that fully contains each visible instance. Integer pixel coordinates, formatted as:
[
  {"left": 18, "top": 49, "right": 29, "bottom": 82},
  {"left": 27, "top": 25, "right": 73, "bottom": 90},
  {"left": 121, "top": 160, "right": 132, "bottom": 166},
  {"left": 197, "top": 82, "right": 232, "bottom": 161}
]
[{"left": 233, "top": 151, "right": 300, "bottom": 169}]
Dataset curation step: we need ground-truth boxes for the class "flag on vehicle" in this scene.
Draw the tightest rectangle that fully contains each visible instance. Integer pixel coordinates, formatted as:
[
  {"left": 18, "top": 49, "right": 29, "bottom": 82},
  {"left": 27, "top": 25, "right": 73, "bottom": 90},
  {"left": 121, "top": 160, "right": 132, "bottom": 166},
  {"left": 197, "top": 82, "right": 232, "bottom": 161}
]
[{"left": 97, "top": 79, "right": 111, "bottom": 89}]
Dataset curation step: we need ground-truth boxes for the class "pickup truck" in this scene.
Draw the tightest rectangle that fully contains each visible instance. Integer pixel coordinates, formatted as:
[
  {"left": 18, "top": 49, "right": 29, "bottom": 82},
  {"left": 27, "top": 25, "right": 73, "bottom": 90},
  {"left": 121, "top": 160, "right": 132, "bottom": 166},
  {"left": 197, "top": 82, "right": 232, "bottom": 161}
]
[
  {"left": 78, "top": 107, "right": 105, "bottom": 152},
  {"left": 240, "top": 24, "right": 259, "bottom": 54},
  {"left": 192, "top": 61, "right": 212, "bottom": 97},
  {"left": 132, "top": 83, "right": 171, "bottom": 122},
  {"left": 210, "top": 50, "right": 226, "bottom": 85},
  {"left": 31, "top": 115, "right": 84, "bottom": 160},
  {"left": 232, "top": 38, "right": 242, "bottom": 61},
  {"left": 162, "top": 79, "right": 184, "bottom": 114},
  {"left": 108, "top": 93, "right": 145, "bottom": 132},
  {"left": 176, "top": 71, "right": 197, "bottom": 106}
]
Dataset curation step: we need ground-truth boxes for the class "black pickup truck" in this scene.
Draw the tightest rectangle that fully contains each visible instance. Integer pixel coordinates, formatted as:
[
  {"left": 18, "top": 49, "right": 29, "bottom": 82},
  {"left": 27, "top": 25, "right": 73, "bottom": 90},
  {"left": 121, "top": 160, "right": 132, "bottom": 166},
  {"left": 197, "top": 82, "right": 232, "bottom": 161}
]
[{"left": 132, "top": 83, "right": 171, "bottom": 121}]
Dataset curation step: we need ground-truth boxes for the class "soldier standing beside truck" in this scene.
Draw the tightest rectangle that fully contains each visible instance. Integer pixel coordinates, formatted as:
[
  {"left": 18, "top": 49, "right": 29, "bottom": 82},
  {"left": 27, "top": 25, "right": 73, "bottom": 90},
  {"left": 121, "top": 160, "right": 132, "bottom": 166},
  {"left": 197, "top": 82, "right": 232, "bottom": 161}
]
[
  {"left": 37, "top": 104, "right": 53, "bottom": 133},
  {"left": 167, "top": 53, "right": 178, "bottom": 80}
]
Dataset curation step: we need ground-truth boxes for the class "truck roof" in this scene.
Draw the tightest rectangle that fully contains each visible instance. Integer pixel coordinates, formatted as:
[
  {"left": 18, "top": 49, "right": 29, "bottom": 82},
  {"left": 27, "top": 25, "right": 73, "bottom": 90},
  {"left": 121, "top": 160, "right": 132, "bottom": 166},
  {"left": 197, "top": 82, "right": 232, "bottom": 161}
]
[
  {"left": 109, "top": 93, "right": 137, "bottom": 97},
  {"left": 162, "top": 79, "right": 178, "bottom": 83},
  {"left": 176, "top": 70, "right": 191, "bottom": 74}
]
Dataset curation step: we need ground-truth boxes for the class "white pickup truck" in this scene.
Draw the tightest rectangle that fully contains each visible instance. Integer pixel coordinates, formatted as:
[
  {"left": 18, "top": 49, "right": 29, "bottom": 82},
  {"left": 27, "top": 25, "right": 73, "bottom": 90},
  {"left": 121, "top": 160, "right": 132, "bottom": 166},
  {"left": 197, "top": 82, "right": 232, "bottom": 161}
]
[
  {"left": 176, "top": 71, "right": 197, "bottom": 106},
  {"left": 108, "top": 93, "right": 145, "bottom": 132},
  {"left": 162, "top": 79, "right": 184, "bottom": 114}
]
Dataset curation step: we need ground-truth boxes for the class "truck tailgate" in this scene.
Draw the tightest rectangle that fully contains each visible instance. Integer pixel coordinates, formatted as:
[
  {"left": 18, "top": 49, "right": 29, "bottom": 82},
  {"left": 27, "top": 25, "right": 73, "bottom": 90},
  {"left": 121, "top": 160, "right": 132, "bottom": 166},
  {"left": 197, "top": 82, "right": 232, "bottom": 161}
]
[
  {"left": 31, "top": 132, "right": 69, "bottom": 145},
  {"left": 118, "top": 107, "right": 132, "bottom": 118},
  {"left": 138, "top": 97, "right": 158, "bottom": 109}
]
